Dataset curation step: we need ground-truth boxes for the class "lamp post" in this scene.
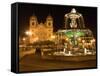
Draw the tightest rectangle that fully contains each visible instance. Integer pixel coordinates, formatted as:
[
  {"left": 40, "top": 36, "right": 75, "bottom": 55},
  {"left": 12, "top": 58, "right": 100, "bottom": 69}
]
[
  {"left": 25, "top": 31, "right": 32, "bottom": 36},
  {"left": 25, "top": 31, "right": 32, "bottom": 43},
  {"left": 22, "top": 37, "right": 26, "bottom": 41}
]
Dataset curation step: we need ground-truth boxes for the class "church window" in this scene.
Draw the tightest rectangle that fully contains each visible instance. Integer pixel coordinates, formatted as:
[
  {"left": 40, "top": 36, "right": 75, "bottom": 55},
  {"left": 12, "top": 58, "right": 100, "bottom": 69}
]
[
  {"left": 32, "top": 22, "right": 34, "bottom": 25},
  {"left": 48, "top": 22, "right": 51, "bottom": 26}
]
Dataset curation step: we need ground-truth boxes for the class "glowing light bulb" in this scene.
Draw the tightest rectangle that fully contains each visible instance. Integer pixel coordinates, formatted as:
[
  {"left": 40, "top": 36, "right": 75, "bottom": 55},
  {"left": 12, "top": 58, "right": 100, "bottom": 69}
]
[{"left": 25, "top": 31, "right": 32, "bottom": 36}]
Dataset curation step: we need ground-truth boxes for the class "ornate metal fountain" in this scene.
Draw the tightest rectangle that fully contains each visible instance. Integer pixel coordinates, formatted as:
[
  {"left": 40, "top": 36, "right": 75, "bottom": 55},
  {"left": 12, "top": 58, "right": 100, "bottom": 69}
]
[{"left": 42, "top": 8, "right": 96, "bottom": 61}]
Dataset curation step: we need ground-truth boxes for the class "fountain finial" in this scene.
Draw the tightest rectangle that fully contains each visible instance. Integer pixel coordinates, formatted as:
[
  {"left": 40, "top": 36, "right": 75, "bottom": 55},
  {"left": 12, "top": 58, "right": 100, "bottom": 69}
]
[{"left": 71, "top": 8, "right": 76, "bottom": 13}]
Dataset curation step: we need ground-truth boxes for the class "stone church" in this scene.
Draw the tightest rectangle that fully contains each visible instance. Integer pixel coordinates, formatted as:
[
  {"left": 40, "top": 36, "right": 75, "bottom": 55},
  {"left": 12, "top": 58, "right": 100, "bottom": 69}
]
[{"left": 29, "top": 15, "right": 53, "bottom": 43}]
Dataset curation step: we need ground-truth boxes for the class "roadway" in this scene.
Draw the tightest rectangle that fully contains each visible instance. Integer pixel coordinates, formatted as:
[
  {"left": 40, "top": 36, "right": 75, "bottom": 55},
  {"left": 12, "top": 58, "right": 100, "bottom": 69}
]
[{"left": 19, "top": 54, "right": 96, "bottom": 72}]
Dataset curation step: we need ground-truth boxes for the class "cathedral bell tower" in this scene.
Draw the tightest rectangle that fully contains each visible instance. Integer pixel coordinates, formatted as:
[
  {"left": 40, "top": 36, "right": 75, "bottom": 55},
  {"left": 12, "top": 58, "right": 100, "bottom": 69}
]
[
  {"left": 46, "top": 15, "right": 53, "bottom": 27},
  {"left": 29, "top": 15, "right": 38, "bottom": 43},
  {"left": 30, "top": 15, "right": 38, "bottom": 28},
  {"left": 45, "top": 15, "right": 53, "bottom": 40}
]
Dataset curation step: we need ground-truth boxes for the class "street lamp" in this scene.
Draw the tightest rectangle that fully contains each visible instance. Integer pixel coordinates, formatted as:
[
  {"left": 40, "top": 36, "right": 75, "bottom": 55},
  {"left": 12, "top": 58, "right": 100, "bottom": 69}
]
[
  {"left": 82, "top": 40, "right": 85, "bottom": 43},
  {"left": 65, "top": 37, "right": 69, "bottom": 41},
  {"left": 90, "top": 38, "right": 95, "bottom": 43},
  {"left": 51, "top": 35, "right": 55, "bottom": 39},
  {"left": 25, "top": 31, "right": 33, "bottom": 44},
  {"left": 25, "top": 31, "right": 32, "bottom": 36},
  {"left": 78, "top": 37, "right": 81, "bottom": 42},
  {"left": 22, "top": 37, "right": 26, "bottom": 41}
]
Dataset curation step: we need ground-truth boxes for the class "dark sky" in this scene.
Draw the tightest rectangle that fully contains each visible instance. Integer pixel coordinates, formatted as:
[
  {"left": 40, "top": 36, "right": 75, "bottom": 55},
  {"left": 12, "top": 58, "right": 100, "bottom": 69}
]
[{"left": 18, "top": 3, "right": 97, "bottom": 38}]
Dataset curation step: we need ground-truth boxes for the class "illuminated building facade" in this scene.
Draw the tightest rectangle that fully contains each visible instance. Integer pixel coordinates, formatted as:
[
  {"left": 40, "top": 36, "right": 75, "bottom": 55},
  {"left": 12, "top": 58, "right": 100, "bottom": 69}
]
[{"left": 29, "top": 15, "right": 53, "bottom": 43}]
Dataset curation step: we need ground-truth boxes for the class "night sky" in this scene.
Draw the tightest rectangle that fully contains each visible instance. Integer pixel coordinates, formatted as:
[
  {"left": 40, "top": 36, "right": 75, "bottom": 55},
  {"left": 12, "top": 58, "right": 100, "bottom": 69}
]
[{"left": 18, "top": 3, "right": 97, "bottom": 38}]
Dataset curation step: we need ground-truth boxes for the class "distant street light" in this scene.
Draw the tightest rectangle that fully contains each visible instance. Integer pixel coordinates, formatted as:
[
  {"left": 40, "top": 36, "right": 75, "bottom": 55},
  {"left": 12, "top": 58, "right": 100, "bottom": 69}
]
[
  {"left": 65, "top": 37, "right": 68, "bottom": 41},
  {"left": 82, "top": 40, "right": 85, "bottom": 43},
  {"left": 51, "top": 35, "right": 55, "bottom": 39},
  {"left": 22, "top": 37, "right": 26, "bottom": 41},
  {"left": 78, "top": 37, "right": 81, "bottom": 41},
  {"left": 91, "top": 38, "right": 95, "bottom": 43},
  {"left": 25, "top": 31, "right": 32, "bottom": 36}
]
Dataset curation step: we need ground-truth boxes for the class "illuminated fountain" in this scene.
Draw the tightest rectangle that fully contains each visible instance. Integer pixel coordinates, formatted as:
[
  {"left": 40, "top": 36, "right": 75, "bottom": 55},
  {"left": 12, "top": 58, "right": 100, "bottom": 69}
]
[
  {"left": 42, "top": 8, "right": 96, "bottom": 61},
  {"left": 56, "top": 8, "right": 96, "bottom": 56}
]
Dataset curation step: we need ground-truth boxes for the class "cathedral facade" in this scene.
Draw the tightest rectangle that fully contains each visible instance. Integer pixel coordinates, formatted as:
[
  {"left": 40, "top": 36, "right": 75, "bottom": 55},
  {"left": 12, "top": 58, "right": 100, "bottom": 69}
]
[{"left": 29, "top": 15, "right": 53, "bottom": 43}]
